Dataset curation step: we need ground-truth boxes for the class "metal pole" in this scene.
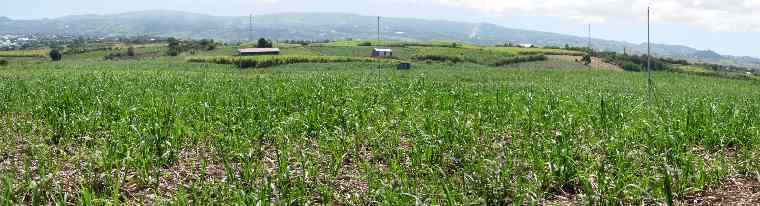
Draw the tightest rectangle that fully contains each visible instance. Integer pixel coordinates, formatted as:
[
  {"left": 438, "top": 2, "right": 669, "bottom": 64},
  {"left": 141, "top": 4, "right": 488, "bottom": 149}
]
[
  {"left": 647, "top": 7, "right": 653, "bottom": 103},
  {"left": 588, "top": 24, "right": 591, "bottom": 51},
  {"left": 249, "top": 14, "right": 253, "bottom": 42},
  {"left": 377, "top": 16, "right": 381, "bottom": 41},
  {"left": 377, "top": 16, "right": 381, "bottom": 79}
]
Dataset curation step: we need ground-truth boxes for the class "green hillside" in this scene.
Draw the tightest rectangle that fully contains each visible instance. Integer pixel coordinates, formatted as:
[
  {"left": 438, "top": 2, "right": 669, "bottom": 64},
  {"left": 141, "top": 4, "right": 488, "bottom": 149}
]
[{"left": 2, "top": 10, "right": 759, "bottom": 70}]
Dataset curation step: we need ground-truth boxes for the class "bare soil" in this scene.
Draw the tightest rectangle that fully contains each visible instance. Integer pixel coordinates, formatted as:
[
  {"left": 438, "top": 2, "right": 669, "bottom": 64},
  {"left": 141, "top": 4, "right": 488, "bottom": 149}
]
[
  {"left": 680, "top": 176, "right": 760, "bottom": 206},
  {"left": 547, "top": 55, "right": 622, "bottom": 70}
]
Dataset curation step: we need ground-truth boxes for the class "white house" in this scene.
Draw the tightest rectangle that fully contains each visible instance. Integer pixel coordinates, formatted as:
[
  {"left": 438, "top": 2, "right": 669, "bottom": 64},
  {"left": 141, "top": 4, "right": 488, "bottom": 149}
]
[{"left": 371, "top": 48, "right": 393, "bottom": 57}]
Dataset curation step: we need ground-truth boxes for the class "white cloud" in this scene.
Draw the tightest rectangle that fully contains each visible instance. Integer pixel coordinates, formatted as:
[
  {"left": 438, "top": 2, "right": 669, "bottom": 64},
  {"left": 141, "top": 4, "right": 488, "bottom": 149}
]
[{"left": 425, "top": 0, "right": 760, "bottom": 32}]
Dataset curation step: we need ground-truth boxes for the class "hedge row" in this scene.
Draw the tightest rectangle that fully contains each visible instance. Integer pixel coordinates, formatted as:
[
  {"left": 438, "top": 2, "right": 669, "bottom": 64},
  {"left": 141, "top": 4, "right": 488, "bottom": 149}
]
[{"left": 188, "top": 55, "right": 397, "bottom": 68}]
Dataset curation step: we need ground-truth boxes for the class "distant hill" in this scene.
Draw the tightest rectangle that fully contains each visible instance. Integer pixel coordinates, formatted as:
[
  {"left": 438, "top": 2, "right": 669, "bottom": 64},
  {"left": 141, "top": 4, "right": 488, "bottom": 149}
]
[
  {"left": 1, "top": 10, "right": 758, "bottom": 69},
  {"left": 690, "top": 50, "right": 723, "bottom": 60}
]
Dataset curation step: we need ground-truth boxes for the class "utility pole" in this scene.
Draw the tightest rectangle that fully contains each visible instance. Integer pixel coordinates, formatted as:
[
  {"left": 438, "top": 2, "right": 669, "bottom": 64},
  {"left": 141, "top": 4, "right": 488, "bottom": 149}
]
[
  {"left": 377, "top": 16, "right": 381, "bottom": 41},
  {"left": 249, "top": 13, "right": 254, "bottom": 42},
  {"left": 376, "top": 16, "right": 382, "bottom": 80},
  {"left": 647, "top": 6, "right": 653, "bottom": 102},
  {"left": 588, "top": 24, "right": 592, "bottom": 52}
]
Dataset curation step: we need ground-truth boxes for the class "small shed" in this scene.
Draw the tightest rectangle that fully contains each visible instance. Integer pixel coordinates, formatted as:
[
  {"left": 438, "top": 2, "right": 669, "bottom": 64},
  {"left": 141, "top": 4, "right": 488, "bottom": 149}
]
[
  {"left": 238, "top": 48, "right": 280, "bottom": 56},
  {"left": 397, "top": 62, "right": 411, "bottom": 70},
  {"left": 371, "top": 48, "right": 393, "bottom": 57}
]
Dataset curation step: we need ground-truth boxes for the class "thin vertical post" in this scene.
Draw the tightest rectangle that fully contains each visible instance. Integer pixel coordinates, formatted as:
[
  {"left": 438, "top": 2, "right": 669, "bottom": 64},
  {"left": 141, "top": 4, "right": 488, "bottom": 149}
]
[
  {"left": 377, "top": 16, "right": 381, "bottom": 41},
  {"left": 588, "top": 24, "right": 591, "bottom": 51},
  {"left": 377, "top": 16, "right": 381, "bottom": 80},
  {"left": 249, "top": 14, "right": 254, "bottom": 42},
  {"left": 647, "top": 7, "right": 653, "bottom": 103}
]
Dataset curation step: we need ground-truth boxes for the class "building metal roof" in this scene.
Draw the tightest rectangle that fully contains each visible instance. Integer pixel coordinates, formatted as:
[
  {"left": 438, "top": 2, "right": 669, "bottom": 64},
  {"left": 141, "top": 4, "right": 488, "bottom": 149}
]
[
  {"left": 238, "top": 48, "right": 281, "bottom": 53},
  {"left": 518, "top": 44, "right": 534, "bottom": 48},
  {"left": 373, "top": 48, "right": 392, "bottom": 52}
]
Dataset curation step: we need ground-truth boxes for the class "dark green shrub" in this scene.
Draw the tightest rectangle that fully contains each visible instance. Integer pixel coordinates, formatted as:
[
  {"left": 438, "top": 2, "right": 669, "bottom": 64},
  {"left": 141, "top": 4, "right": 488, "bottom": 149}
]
[
  {"left": 104, "top": 52, "right": 124, "bottom": 60},
  {"left": 49, "top": 49, "right": 62, "bottom": 61},
  {"left": 127, "top": 47, "right": 136, "bottom": 57},
  {"left": 493, "top": 55, "right": 547, "bottom": 66},
  {"left": 199, "top": 39, "right": 216, "bottom": 51},
  {"left": 622, "top": 62, "right": 642, "bottom": 71},
  {"left": 414, "top": 55, "right": 464, "bottom": 63},
  {"left": 0, "top": 59, "right": 7, "bottom": 66},
  {"left": 167, "top": 37, "right": 181, "bottom": 56},
  {"left": 581, "top": 54, "right": 592, "bottom": 66},
  {"left": 257, "top": 38, "right": 273, "bottom": 48},
  {"left": 358, "top": 42, "right": 372, "bottom": 46}
]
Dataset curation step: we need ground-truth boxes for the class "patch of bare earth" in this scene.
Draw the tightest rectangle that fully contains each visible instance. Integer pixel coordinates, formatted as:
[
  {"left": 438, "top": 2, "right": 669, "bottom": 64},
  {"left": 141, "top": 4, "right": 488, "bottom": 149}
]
[
  {"left": 334, "top": 155, "right": 369, "bottom": 202},
  {"left": 123, "top": 145, "right": 231, "bottom": 205},
  {"left": 547, "top": 55, "right": 622, "bottom": 70},
  {"left": 542, "top": 194, "right": 581, "bottom": 206},
  {"left": 679, "top": 177, "right": 760, "bottom": 206}
]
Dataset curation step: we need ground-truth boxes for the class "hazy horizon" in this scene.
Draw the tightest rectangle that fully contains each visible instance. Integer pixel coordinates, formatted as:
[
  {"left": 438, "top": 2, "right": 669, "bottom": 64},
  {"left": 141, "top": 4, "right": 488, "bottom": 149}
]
[{"left": 2, "top": 0, "right": 758, "bottom": 58}]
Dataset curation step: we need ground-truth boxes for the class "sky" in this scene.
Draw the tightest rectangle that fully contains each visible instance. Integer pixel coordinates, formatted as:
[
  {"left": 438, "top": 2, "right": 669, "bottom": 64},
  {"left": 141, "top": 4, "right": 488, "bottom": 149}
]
[{"left": 2, "top": 0, "right": 759, "bottom": 57}]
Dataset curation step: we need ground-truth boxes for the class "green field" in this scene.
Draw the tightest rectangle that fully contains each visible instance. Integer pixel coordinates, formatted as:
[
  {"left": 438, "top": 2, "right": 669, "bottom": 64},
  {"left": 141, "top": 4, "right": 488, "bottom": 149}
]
[
  {"left": 1, "top": 42, "right": 759, "bottom": 205},
  {"left": 0, "top": 49, "right": 49, "bottom": 58}
]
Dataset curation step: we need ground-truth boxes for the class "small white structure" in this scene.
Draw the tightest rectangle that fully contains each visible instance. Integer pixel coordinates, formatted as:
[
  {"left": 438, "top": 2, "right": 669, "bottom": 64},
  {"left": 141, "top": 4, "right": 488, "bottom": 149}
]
[
  {"left": 518, "top": 44, "right": 535, "bottom": 48},
  {"left": 238, "top": 48, "right": 281, "bottom": 56},
  {"left": 372, "top": 48, "right": 393, "bottom": 57}
]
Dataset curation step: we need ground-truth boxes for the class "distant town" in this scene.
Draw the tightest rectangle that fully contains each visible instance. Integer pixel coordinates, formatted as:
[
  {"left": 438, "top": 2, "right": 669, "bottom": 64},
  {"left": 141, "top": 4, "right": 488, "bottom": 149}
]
[{"left": 0, "top": 33, "right": 160, "bottom": 50}]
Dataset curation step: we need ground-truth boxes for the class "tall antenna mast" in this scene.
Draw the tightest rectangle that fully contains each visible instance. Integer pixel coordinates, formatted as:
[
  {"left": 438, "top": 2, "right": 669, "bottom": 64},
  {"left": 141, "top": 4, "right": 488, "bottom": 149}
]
[
  {"left": 588, "top": 24, "right": 592, "bottom": 51},
  {"left": 377, "top": 16, "right": 381, "bottom": 41},
  {"left": 647, "top": 6, "right": 653, "bottom": 102},
  {"left": 249, "top": 13, "right": 254, "bottom": 42}
]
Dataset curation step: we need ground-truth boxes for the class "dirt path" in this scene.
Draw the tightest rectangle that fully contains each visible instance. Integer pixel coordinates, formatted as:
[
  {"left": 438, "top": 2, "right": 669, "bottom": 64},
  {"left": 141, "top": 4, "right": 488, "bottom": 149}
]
[{"left": 547, "top": 55, "right": 622, "bottom": 70}]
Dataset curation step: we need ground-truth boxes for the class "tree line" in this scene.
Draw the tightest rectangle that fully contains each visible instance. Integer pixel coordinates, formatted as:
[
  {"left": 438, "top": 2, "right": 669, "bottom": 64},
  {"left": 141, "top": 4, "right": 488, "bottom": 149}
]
[{"left": 166, "top": 38, "right": 218, "bottom": 56}]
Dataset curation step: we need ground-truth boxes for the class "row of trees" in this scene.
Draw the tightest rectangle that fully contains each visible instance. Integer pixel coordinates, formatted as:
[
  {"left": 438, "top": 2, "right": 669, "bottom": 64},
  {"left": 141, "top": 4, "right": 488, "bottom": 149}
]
[
  {"left": 551, "top": 45, "right": 679, "bottom": 71},
  {"left": 167, "top": 38, "right": 218, "bottom": 56},
  {"left": 594, "top": 51, "right": 673, "bottom": 71},
  {"left": 104, "top": 47, "right": 137, "bottom": 60}
]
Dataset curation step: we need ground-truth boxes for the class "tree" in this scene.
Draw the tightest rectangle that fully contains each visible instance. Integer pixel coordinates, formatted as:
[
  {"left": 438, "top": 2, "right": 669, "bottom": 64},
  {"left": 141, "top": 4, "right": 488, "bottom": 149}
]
[
  {"left": 0, "top": 59, "right": 7, "bottom": 66},
  {"left": 257, "top": 38, "right": 273, "bottom": 48},
  {"left": 199, "top": 39, "right": 216, "bottom": 51},
  {"left": 127, "top": 47, "right": 136, "bottom": 57},
  {"left": 622, "top": 62, "right": 642, "bottom": 71},
  {"left": 49, "top": 49, "right": 62, "bottom": 61},
  {"left": 581, "top": 54, "right": 592, "bottom": 66},
  {"left": 69, "top": 37, "right": 87, "bottom": 54},
  {"left": 167, "top": 37, "right": 182, "bottom": 56}
]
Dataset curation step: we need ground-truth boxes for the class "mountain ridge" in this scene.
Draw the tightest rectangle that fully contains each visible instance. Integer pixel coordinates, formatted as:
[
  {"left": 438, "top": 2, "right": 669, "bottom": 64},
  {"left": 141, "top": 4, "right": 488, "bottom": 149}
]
[{"left": 1, "top": 10, "right": 758, "bottom": 69}]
